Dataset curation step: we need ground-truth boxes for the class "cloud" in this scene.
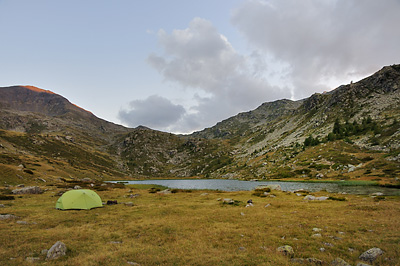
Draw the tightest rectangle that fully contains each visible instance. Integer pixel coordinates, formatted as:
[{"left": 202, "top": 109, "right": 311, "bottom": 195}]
[
  {"left": 231, "top": 0, "right": 400, "bottom": 98},
  {"left": 118, "top": 95, "right": 185, "bottom": 131},
  {"left": 147, "top": 17, "right": 290, "bottom": 133}
]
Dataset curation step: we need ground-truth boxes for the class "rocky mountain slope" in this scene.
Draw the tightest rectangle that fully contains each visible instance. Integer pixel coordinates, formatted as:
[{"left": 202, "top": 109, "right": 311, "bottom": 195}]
[{"left": 0, "top": 65, "right": 399, "bottom": 186}]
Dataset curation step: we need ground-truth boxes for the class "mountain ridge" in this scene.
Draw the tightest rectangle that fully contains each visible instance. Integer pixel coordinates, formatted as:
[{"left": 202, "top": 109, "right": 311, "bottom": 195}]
[{"left": 0, "top": 65, "right": 399, "bottom": 185}]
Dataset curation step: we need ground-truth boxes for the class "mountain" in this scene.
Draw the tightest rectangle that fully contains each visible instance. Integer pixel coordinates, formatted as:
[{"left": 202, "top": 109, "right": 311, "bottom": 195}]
[{"left": 0, "top": 65, "right": 399, "bottom": 186}]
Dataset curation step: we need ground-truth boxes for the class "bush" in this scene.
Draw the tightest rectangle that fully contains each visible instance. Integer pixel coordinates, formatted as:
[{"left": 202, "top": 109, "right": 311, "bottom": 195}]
[
  {"left": 149, "top": 187, "right": 161, "bottom": 193},
  {"left": 328, "top": 196, "right": 347, "bottom": 201},
  {"left": 0, "top": 195, "right": 15, "bottom": 200}
]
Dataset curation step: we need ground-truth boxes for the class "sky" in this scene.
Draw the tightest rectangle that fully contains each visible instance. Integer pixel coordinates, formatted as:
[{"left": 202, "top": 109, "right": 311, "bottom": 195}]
[{"left": 1, "top": 0, "right": 399, "bottom": 134}]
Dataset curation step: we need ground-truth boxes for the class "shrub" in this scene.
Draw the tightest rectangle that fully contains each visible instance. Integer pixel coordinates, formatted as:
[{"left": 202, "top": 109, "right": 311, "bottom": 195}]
[
  {"left": 0, "top": 195, "right": 15, "bottom": 200},
  {"left": 149, "top": 187, "right": 161, "bottom": 193},
  {"left": 328, "top": 196, "right": 347, "bottom": 201}
]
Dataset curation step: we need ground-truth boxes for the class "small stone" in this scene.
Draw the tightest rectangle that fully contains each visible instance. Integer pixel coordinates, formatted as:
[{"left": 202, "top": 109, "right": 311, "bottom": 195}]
[
  {"left": 313, "top": 228, "right": 322, "bottom": 232},
  {"left": 16, "top": 220, "right": 28, "bottom": 225},
  {"left": 320, "top": 247, "right": 326, "bottom": 252},
  {"left": 0, "top": 204, "right": 5, "bottom": 208},
  {"left": 26, "top": 257, "right": 40, "bottom": 263},
  {"left": 74, "top": 185, "right": 82, "bottom": 189},
  {"left": 277, "top": 245, "right": 294, "bottom": 258},
  {"left": 238, "top": 246, "right": 246, "bottom": 251},
  {"left": 46, "top": 241, "right": 67, "bottom": 260},
  {"left": 291, "top": 258, "right": 305, "bottom": 263},
  {"left": 312, "top": 233, "right": 322, "bottom": 238},
  {"left": 0, "top": 214, "right": 18, "bottom": 220},
  {"left": 127, "top": 262, "right": 140, "bottom": 265},
  {"left": 356, "top": 263, "right": 372, "bottom": 266},
  {"left": 124, "top": 202, "right": 134, "bottom": 207},
  {"left": 264, "top": 203, "right": 271, "bottom": 208},
  {"left": 359, "top": 247, "right": 383, "bottom": 262},
  {"left": 331, "top": 257, "right": 351, "bottom": 266}
]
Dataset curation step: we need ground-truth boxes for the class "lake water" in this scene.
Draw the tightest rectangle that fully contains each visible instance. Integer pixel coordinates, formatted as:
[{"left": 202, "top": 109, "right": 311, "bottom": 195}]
[{"left": 110, "top": 179, "right": 400, "bottom": 196}]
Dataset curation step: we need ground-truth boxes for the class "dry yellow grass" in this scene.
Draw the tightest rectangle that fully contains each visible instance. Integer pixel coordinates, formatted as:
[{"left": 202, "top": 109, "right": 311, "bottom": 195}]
[{"left": 1, "top": 186, "right": 399, "bottom": 265}]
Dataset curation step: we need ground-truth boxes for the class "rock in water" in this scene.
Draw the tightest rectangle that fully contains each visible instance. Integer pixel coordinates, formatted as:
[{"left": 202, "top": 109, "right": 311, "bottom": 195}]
[
  {"left": 277, "top": 245, "right": 294, "bottom": 258},
  {"left": 46, "top": 241, "right": 67, "bottom": 260},
  {"left": 359, "top": 247, "right": 383, "bottom": 262}
]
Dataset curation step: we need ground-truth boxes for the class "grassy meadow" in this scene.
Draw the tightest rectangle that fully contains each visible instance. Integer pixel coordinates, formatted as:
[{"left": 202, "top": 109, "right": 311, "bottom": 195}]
[{"left": 1, "top": 184, "right": 400, "bottom": 265}]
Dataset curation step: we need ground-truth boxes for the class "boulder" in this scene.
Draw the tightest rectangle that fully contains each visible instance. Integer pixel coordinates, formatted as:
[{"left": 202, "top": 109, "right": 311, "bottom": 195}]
[
  {"left": 277, "top": 245, "right": 294, "bottom": 258},
  {"left": 359, "top": 247, "right": 383, "bottom": 262},
  {"left": 331, "top": 257, "right": 351, "bottom": 266},
  {"left": 12, "top": 186, "right": 43, "bottom": 194},
  {"left": 46, "top": 241, "right": 67, "bottom": 260},
  {"left": 266, "top": 184, "right": 282, "bottom": 191}
]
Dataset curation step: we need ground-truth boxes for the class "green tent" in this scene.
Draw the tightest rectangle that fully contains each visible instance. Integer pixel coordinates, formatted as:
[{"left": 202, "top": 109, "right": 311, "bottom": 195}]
[{"left": 56, "top": 189, "right": 103, "bottom": 210}]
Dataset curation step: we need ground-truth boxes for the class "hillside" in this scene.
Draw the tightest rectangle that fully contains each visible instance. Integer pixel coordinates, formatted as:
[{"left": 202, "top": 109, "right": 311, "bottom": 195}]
[{"left": 0, "top": 65, "right": 399, "bottom": 186}]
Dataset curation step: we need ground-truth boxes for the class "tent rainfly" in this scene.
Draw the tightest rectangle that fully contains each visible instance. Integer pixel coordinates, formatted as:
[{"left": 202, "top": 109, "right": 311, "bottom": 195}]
[{"left": 56, "top": 189, "right": 103, "bottom": 210}]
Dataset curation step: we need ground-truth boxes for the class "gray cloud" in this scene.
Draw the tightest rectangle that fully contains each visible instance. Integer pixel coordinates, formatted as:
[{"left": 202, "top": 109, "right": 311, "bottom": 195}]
[
  {"left": 147, "top": 17, "right": 290, "bottom": 133},
  {"left": 118, "top": 95, "right": 185, "bottom": 131},
  {"left": 231, "top": 0, "right": 400, "bottom": 99}
]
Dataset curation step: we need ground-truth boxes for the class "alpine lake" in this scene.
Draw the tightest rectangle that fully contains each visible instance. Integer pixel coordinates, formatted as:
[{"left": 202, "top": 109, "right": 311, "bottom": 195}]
[{"left": 108, "top": 179, "right": 400, "bottom": 196}]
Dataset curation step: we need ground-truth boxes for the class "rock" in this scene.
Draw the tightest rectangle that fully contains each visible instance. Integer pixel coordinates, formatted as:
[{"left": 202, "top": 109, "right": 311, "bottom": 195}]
[
  {"left": 124, "top": 202, "right": 134, "bottom": 207},
  {"left": 223, "top": 198, "right": 234, "bottom": 204},
  {"left": 356, "top": 263, "right": 372, "bottom": 266},
  {"left": 157, "top": 189, "right": 171, "bottom": 195},
  {"left": 127, "top": 262, "right": 140, "bottom": 265},
  {"left": 303, "top": 195, "right": 328, "bottom": 201},
  {"left": 312, "top": 233, "right": 322, "bottom": 238},
  {"left": 266, "top": 184, "right": 282, "bottom": 191},
  {"left": 304, "top": 195, "right": 316, "bottom": 200},
  {"left": 12, "top": 186, "right": 43, "bottom": 194},
  {"left": 291, "top": 258, "right": 305, "bottom": 263},
  {"left": 26, "top": 257, "right": 40, "bottom": 263},
  {"left": 264, "top": 203, "right": 271, "bottom": 208},
  {"left": 277, "top": 245, "right": 294, "bottom": 258},
  {"left": 306, "top": 258, "right": 323, "bottom": 265},
  {"left": 73, "top": 185, "right": 82, "bottom": 189},
  {"left": 320, "top": 248, "right": 326, "bottom": 252},
  {"left": 313, "top": 228, "right": 322, "bottom": 232},
  {"left": 316, "top": 173, "right": 324, "bottom": 178},
  {"left": 16, "top": 220, "right": 28, "bottom": 225},
  {"left": 0, "top": 204, "right": 5, "bottom": 208},
  {"left": 200, "top": 193, "right": 209, "bottom": 196},
  {"left": 46, "top": 241, "right": 67, "bottom": 260},
  {"left": 0, "top": 214, "right": 18, "bottom": 220},
  {"left": 331, "top": 257, "right": 351, "bottom": 266},
  {"left": 359, "top": 247, "right": 383, "bottom": 262},
  {"left": 371, "top": 192, "right": 384, "bottom": 196}
]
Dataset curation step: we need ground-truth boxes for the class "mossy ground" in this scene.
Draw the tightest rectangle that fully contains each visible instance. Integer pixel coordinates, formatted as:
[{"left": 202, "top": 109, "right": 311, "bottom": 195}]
[{"left": 1, "top": 185, "right": 399, "bottom": 265}]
